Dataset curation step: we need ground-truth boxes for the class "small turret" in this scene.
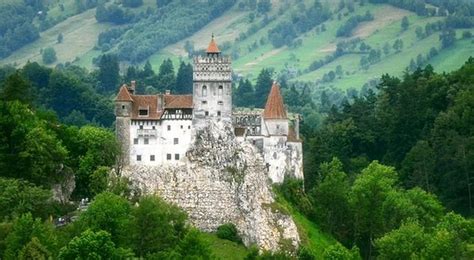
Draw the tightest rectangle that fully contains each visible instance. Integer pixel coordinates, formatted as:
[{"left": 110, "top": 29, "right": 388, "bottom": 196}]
[
  {"left": 206, "top": 33, "right": 221, "bottom": 57},
  {"left": 262, "top": 82, "right": 288, "bottom": 136},
  {"left": 115, "top": 84, "right": 134, "bottom": 166}
]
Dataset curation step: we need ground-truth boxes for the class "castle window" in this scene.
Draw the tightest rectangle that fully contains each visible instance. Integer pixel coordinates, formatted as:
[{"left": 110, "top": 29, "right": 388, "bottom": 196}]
[
  {"left": 218, "top": 101, "right": 223, "bottom": 105},
  {"left": 139, "top": 109, "right": 148, "bottom": 116},
  {"left": 276, "top": 125, "right": 280, "bottom": 129},
  {"left": 188, "top": 125, "right": 191, "bottom": 129},
  {"left": 139, "top": 125, "right": 143, "bottom": 129},
  {"left": 174, "top": 138, "right": 179, "bottom": 145},
  {"left": 202, "top": 86, "right": 207, "bottom": 97},
  {"left": 167, "top": 154, "right": 172, "bottom": 160},
  {"left": 150, "top": 155, "right": 155, "bottom": 161},
  {"left": 273, "top": 152, "right": 277, "bottom": 159},
  {"left": 205, "top": 111, "right": 209, "bottom": 116},
  {"left": 175, "top": 154, "right": 180, "bottom": 160},
  {"left": 144, "top": 138, "right": 149, "bottom": 145},
  {"left": 217, "top": 111, "right": 221, "bottom": 116},
  {"left": 137, "top": 155, "right": 142, "bottom": 161},
  {"left": 202, "top": 101, "right": 207, "bottom": 105},
  {"left": 122, "top": 105, "right": 125, "bottom": 110},
  {"left": 152, "top": 126, "right": 155, "bottom": 130},
  {"left": 167, "top": 125, "right": 171, "bottom": 131},
  {"left": 218, "top": 85, "right": 223, "bottom": 96},
  {"left": 133, "top": 138, "right": 138, "bottom": 145}
]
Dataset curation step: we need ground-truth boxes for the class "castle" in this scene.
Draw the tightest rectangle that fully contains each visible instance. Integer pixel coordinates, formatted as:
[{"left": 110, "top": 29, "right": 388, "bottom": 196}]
[{"left": 115, "top": 36, "right": 303, "bottom": 183}]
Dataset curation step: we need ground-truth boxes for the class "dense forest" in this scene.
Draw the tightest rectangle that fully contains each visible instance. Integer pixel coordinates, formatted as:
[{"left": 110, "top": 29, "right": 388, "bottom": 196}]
[{"left": 1, "top": 52, "right": 473, "bottom": 258}]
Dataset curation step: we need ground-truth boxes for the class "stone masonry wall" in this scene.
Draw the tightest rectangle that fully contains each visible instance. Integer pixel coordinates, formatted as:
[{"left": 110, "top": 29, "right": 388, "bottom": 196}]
[{"left": 122, "top": 120, "right": 300, "bottom": 252}]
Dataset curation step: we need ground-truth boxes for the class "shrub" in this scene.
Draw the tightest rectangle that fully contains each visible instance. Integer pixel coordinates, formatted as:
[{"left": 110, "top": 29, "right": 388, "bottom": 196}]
[{"left": 216, "top": 223, "right": 242, "bottom": 243}]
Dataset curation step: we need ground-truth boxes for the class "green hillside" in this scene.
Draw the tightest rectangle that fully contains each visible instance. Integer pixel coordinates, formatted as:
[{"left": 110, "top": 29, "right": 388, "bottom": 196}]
[{"left": 0, "top": 0, "right": 473, "bottom": 94}]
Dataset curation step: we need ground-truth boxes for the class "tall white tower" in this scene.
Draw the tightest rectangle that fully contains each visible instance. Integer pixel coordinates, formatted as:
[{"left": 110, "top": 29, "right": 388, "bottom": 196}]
[{"left": 193, "top": 35, "right": 232, "bottom": 128}]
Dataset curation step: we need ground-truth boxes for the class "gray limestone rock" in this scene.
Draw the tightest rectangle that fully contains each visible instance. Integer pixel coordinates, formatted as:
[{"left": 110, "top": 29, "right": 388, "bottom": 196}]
[{"left": 122, "top": 120, "right": 300, "bottom": 252}]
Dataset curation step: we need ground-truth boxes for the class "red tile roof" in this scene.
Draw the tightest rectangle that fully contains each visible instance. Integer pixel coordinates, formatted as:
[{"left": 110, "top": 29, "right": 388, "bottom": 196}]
[
  {"left": 116, "top": 85, "right": 133, "bottom": 102},
  {"left": 164, "top": 94, "right": 193, "bottom": 109},
  {"left": 263, "top": 82, "right": 287, "bottom": 120},
  {"left": 130, "top": 95, "right": 162, "bottom": 120},
  {"left": 206, "top": 37, "right": 220, "bottom": 53}
]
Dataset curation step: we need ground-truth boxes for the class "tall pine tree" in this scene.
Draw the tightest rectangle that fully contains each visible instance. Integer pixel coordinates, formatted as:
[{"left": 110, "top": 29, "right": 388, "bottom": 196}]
[
  {"left": 254, "top": 68, "right": 273, "bottom": 108},
  {"left": 175, "top": 62, "right": 193, "bottom": 94}
]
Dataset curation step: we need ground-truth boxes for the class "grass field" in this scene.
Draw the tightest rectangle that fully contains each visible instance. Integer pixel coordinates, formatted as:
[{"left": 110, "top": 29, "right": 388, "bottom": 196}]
[
  {"left": 0, "top": 8, "right": 112, "bottom": 68},
  {"left": 203, "top": 233, "right": 250, "bottom": 259}
]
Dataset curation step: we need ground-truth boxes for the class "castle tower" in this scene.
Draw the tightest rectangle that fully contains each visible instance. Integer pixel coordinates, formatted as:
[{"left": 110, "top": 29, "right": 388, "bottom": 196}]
[
  {"left": 262, "top": 82, "right": 288, "bottom": 136},
  {"left": 193, "top": 35, "right": 232, "bottom": 128},
  {"left": 115, "top": 85, "right": 133, "bottom": 165}
]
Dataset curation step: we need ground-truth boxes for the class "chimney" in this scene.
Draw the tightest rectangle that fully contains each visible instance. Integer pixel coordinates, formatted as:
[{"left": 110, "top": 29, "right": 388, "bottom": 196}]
[
  {"left": 157, "top": 93, "right": 164, "bottom": 112},
  {"left": 165, "top": 90, "right": 171, "bottom": 95},
  {"left": 129, "top": 81, "right": 136, "bottom": 94}
]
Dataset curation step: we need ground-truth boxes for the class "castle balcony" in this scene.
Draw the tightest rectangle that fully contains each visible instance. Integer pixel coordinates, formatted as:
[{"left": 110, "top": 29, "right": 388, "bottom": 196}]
[{"left": 137, "top": 129, "right": 157, "bottom": 137}]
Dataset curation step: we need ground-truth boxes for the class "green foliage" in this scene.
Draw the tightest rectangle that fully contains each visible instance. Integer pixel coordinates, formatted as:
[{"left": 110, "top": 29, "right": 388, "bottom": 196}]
[
  {"left": 58, "top": 229, "right": 134, "bottom": 259},
  {"left": 129, "top": 196, "right": 187, "bottom": 257},
  {"left": 0, "top": 177, "right": 51, "bottom": 220},
  {"left": 166, "top": 228, "right": 214, "bottom": 259},
  {"left": 375, "top": 221, "right": 427, "bottom": 259},
  {"left": 336, "top": 11, "right": 374, "bottom": 37},
  {"left": 156, "top": 58, "right": 176, "bottom": 93},
  {"left": 175, "top": 61, "right": 193, "bottom": 94},
  {"left": 0, "top": 2, "right": 39, "bottom": 58},
  {"left": 216, "top": 223, "right": 242, "bottom": 244},
  {"left": 311, "top": 158, "right": 352, "bottom": 244},
  {"left": 0, "top": 101, "right": 67, "bottom": 186},
  {"left": 234, "top": 79, "right": 255, "bottom": 107},
  {"left": 322, "top": 244, "right": 361, "bottom": 260},
  {"left": 97, "top": 54, "right": 120, "bottom": 93},
  {"left": 1, "top": 72, "right": 33, "bottom": 105},
  {"left": 18, "top": 237, "right": 51, "bottom": 260},
  {"left": 254, "top": 68, "right": 273, "bottom": 108},
  {"left": 42, "top": 47, "right": 57, "bottom": 64},
  {"left": 4, "top": 213, "right": 57, "bottom": 259},
  {"left": 78, "top": 192, "right": 130, "bottom": 244},
  {"left": 88, "top": 166, "right": 110, "bottom": 196},
  {"left": 123, "top": 0, "right": 143, "bottom": 8},
  {"left": 113, "top": 0, "right": 236, "bottom": 63},
  {"left": 401, "top": 16, "right": 409, "bottom": 31}
]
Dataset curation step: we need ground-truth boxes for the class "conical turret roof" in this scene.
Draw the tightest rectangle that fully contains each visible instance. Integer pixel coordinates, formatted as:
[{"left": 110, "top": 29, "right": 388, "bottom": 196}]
[
  {"left": 115, "top": 85, "right": 133, "bottom": 102},
  {"left": 263, "top": 82, "right": 287, "bottom": 119},
  {"left": 206, "top": 34, "right": 220, "bottom": 54}
]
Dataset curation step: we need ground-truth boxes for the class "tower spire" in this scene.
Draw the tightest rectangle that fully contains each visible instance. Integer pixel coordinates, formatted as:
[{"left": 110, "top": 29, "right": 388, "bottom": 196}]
[{"left": 206, "top": 34, "right": 220, "bottom": 55}]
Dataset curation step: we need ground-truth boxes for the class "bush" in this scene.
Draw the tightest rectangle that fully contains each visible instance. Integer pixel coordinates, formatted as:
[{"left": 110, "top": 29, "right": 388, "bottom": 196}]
[
  {"left": 42, "top": 47, "right": 57, "bottom": 64},
  {"left": 216, "top": 223, "right": 242, "bottom": 243}
]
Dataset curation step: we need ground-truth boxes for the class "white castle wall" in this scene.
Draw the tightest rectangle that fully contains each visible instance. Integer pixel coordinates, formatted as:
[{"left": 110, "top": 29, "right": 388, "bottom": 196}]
[{"left": 128, "top": 119, "right": 193, "bottom": 165}]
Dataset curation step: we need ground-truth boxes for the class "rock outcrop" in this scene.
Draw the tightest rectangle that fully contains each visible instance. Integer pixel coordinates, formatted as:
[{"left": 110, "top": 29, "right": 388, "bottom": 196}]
[{"left": 122, "top": 120, "right": 300, "bottom": 251}]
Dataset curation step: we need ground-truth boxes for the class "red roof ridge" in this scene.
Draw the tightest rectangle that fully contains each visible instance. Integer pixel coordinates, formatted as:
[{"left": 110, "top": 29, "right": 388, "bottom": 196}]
[
  {"left": 116, "top": 85, "right": 133, "bottom": 102},
  {"left": 206, "top": 34, "right": 220, "bottom": 53},
  {"left": 263, "top": 81, "right": 287, "bottom": 119}
]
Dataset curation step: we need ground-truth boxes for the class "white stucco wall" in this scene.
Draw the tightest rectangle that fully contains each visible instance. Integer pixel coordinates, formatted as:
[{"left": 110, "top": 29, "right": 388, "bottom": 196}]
[{"left": 129, "top": 119, "right": 193, "bottom": 165}]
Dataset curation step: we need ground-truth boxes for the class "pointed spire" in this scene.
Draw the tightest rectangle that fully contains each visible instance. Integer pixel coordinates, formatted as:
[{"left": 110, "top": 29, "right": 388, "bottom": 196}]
[
  {"left": 263, "top": 81, "right": 287, "bottom": 119},
  {"left": 115, "top": 84, "right": 133, "bottom": 102},
  {"left": 206, "top": 34, "right": 220, "bottom": 54}
]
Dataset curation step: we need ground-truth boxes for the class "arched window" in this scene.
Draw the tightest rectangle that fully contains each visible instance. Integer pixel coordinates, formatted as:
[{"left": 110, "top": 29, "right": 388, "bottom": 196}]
[
  {"left": 202, "top": 85, "right": 207, "bottom": 97},
  {"left": 218, "top": 85, "right": 223, "bottom": 96}
]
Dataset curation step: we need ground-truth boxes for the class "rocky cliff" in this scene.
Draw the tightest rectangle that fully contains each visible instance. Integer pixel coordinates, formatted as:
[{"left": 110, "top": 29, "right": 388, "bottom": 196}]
[{"left": 122, "top": 120, "right": 300, "bottom": 251}]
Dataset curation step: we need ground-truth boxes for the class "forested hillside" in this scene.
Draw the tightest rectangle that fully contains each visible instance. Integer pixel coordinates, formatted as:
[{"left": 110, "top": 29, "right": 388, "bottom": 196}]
[{"left": 0, "top": 0, "right": 473, "bottom": 259}]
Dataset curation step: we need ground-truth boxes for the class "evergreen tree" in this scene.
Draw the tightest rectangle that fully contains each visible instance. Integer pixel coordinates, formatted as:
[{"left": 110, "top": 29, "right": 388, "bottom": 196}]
[
  {"left": 175, "top": 62, "right": 193, "bottom": 94},
  {"left": 156, "top": 59, "right": 176, "bottom": 93},
  {"left": 42, "top": 47, "right": 57, "bottom": 65},
  {"left": 254, "top": 68, "right": 273, "bottom": 108},
  {"left": 440, "top": 29, "right": 456, "bottom": 49},
  {"left": 401, "top": 16, "right": 409, "bottom": 31},
  {"left": 1, "top": 72, "right": 33, "bottom": 105},
  {"left": 98, "top": 54, "right": 120, "bottom": 93},
  {"left": 234, "top": 79, "right": 255, "bottom": 107}
]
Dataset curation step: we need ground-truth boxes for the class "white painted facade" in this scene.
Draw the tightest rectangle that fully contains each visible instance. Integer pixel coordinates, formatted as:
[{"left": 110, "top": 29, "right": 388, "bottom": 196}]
[{"left": 128, "top": 119, "right": 193, "bottom": 166}]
